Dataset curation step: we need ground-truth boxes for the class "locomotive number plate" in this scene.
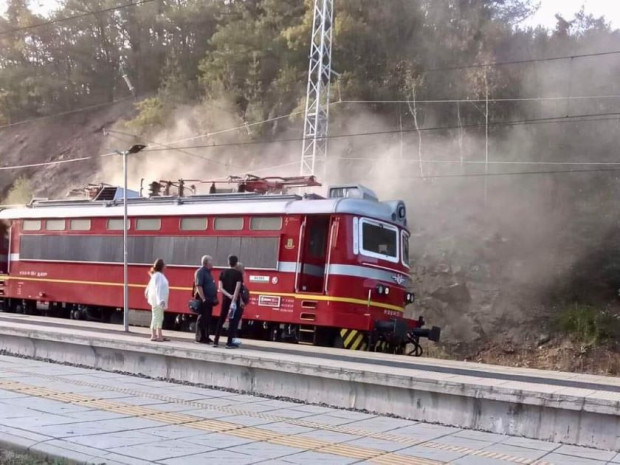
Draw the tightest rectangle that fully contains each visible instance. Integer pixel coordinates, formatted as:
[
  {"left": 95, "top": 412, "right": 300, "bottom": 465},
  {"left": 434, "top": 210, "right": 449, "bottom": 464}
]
[{"left": 258, "top": 295, "right": 281, "bottom": 308}]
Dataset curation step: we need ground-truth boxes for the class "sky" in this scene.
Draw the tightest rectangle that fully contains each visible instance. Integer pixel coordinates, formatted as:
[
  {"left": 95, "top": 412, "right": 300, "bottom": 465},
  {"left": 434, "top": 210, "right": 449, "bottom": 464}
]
[
  {"left": 0, "top": 0, "right": 619, "bottom": 30},
  {"left": 521, "top": 0, "right": 620, "bottom": 29}
]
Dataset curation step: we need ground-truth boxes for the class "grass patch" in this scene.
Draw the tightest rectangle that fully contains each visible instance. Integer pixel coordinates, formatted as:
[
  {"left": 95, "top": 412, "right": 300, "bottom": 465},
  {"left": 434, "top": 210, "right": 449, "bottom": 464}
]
[
  {"left": 555, "top": 303, "right": 620, "bottom": 345},
  {"left": 0, "top": 449, "right": 68, "bottom": 465}
]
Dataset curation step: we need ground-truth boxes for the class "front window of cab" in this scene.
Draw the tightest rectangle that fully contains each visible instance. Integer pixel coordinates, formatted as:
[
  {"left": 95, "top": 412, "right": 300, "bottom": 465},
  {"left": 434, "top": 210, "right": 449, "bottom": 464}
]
[{"left": 359, "top": 218, "right": 399, "bottom": 263}]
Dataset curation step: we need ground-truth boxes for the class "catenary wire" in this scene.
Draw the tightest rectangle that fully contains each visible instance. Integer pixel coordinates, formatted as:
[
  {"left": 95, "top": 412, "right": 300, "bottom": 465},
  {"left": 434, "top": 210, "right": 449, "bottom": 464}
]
[
  {"left": 167, "top": 109, "right": 308, "bottom": 145},
  {"left": 334, "top": 158, "right": 620, "bottom": 166},
  {"left": 157, "top": 98, "right": 616, "bottom": 147},
  {"left": 412, "top": 167, "right": 620, "bottom": 178},
  {"left": 143, "top": 112, "right": 620, "bottom": 152},
  {"left": 2, "top": 109, "right": 618, "bottom": 173},
  {"left": 340, "top": 95, "right": 620, "bottom": 104},
  {"left": 0, "top": 96, "right": 135, "bottom": 131},
  {"left": 423, "top": 49, "right": 620, "bottom": 73},
  {"left": 3, "top": 153, "right": 620, "bottom": 178},
  {"left": 105, "top": 129, "right": 227, "bottom": 167},
  {"left": 0, "top": 152, "right": 116, "bottom": 171}
]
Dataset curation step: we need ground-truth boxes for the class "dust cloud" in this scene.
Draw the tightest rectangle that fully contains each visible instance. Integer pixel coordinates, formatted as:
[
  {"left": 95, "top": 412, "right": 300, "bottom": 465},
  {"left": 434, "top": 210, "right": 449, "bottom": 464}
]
[
  {"left": 97, "top": 98, "right": 303, "bottom": 194},
  {"left": 323, "top": 55, "right": 620, "bottom": 345},
  {"left": 90, "top": 41, "right": 620, "bottom": 347}
]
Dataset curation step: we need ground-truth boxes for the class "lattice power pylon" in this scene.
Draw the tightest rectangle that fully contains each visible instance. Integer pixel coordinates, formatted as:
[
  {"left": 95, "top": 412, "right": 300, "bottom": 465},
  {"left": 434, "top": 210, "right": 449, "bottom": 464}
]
[{"left": 300, "top": 0, "right": 334, "bottom": 176}]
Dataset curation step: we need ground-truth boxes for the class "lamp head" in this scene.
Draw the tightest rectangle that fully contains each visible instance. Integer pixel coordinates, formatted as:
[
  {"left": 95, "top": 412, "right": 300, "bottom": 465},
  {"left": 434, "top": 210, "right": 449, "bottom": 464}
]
[{"left": 128, "top": 144, "right": 146, "bottom": 154}]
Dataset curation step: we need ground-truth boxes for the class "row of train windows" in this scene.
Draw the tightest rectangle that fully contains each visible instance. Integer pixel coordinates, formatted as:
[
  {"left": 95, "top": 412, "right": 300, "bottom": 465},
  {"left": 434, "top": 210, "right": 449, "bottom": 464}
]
[{"left": 21, "top": 216, "right": 283, "bottom": 232}]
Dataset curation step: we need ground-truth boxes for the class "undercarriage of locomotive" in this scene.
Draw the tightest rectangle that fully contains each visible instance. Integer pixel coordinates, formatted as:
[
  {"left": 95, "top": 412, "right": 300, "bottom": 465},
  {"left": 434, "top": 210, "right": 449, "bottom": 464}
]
[
  {"left": 371, "top": 317, "right": 441, "bottom": 356},
  {"left": 2, "top": 298, "right": 440, "bottom": 356}
]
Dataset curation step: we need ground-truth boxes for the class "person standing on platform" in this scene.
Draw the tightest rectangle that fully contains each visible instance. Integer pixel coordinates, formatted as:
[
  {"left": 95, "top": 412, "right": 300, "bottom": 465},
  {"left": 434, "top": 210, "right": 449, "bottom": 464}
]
[
  {"left": 194, "top": 255, "right": 217, "bottom": 344},
  {"left": 213, "top": 255, "right": 243, "bottom": 348},
  {"left": 233, "top": 262, "right": 248, "bottom": 344},
  {"left": 145, "top": 258, "right": 169, "bottom": 342}
]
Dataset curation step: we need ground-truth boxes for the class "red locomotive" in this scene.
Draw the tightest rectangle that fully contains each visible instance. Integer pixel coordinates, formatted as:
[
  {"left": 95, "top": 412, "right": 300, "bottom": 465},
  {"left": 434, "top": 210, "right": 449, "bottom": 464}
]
[{"left": 0, "top": 175, "right": 439, "bottom": 355}]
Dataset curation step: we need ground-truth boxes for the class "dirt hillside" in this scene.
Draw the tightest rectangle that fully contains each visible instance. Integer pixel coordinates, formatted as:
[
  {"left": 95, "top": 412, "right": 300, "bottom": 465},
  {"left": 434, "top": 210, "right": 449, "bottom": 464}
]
[{"left": 0, "top": 101, "right": 135, "bottom": 200}]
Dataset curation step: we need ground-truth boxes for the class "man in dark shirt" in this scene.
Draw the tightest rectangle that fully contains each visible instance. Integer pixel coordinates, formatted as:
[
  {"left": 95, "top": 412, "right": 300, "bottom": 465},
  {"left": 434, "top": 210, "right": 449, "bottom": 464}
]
[
  {"left": 194, "top": 255, "right": 217, "bottom": 344},
  {"left": 213, "top": 255, "right": 243, "bottom": 348}
]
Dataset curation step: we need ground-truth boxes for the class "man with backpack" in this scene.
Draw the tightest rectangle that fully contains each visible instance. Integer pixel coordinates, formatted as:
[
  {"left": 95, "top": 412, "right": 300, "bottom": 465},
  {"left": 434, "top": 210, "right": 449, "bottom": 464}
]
[
  {"left": 214, "top": 255, "right": 243, "bottom": 348},
  {"left": 233, "top": 262, "right": 249, "bottom": 344}
]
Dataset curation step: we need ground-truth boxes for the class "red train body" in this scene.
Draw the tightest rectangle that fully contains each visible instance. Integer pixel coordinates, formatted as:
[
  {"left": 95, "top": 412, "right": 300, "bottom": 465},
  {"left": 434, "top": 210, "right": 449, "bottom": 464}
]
[{"left": 0, "top": 179, "right": 439, "bottom": 354}]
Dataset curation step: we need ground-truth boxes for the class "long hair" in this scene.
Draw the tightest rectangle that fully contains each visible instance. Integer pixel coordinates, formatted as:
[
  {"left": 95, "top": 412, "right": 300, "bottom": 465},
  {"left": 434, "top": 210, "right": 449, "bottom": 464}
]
[{"left": 149, "top": 258, "right": 165, "bottom": 275}]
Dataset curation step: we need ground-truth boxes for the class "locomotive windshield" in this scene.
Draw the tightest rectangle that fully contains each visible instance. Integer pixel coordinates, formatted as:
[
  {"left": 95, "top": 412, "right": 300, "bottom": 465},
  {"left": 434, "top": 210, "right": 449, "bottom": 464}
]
[{"left": 360, "top": 219, "right": 398, "bottom": 262}]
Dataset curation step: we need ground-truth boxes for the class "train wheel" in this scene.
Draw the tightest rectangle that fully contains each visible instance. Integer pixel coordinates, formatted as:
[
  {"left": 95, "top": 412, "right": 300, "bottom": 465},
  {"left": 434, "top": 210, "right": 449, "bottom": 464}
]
[
  {"left": 268, "top": 324, "right": 281, "bottom": 342},
  {"left": 14, "top": 301, "right": 24, "bottom": 314},
  {"left": 24, "top": 300, "right": 37, "bottom": 315},
  {"left": 4, "top": 299, "right": 16, "bottom": 313}
]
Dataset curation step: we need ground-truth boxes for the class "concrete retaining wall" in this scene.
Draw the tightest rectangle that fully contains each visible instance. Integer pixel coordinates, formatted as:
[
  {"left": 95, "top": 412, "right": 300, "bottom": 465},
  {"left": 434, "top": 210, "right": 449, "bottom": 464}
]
[{"left": 1, "top": 325, "right": 619, "bottom": 451}]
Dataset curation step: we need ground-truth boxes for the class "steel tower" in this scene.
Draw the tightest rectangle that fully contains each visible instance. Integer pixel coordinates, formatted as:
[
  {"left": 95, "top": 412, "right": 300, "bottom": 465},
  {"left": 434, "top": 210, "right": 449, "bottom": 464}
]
[{"left": 300, "top": 0, "right": 334, "bottom": 176}]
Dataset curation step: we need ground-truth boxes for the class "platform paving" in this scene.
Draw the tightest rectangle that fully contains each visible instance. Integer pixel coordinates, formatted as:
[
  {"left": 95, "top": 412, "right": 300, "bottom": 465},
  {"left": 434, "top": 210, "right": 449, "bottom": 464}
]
[{"left": 0, "top": 355, "right": 617, "bottom": 465}]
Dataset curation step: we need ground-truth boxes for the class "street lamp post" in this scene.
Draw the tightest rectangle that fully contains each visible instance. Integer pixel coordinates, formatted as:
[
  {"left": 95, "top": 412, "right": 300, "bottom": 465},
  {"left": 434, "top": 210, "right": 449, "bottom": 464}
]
[{"left": 114, "top": 144, "right": 146, "bottom": 332}]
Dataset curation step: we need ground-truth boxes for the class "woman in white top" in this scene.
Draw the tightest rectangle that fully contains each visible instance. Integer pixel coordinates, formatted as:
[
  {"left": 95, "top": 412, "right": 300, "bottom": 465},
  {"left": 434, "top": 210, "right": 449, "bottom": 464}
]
[{"left": 145, "top": 258, "right": 170, "bottom": 342}]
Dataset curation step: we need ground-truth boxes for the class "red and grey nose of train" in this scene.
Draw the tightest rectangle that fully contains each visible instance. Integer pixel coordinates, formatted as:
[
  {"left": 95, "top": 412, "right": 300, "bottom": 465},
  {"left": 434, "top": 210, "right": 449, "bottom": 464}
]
[{"left": 369, "top": 283, "right": 441, "bottom": 343}]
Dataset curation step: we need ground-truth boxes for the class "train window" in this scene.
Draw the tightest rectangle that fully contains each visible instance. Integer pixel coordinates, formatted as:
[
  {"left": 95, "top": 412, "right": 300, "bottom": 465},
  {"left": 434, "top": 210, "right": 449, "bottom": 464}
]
[
  {"left": 46, "top": 219, "right": 65, "bottom": 231},
  {"left": 214, "top": 217, "right": 243, "bottom": 230},
  {"left": 402, "top": 231, "right": 410, "bottom": 267},
  {"left": 359, "top": 218, "right": 399, "bottom": 263},
  {"left": 107, "top": 218, "right": 130, "bottom": 230},
  {"left": 250, "top": 216, "right": 282, "bottom": 231},
  {"left": 23, "top": 220, "right": 41, "bottom": 231},
  {"left": 136, "top": 218, "right": 161, "bottom": 231},
  {"left": 180, "top": 217, "right": 208, "bottom": 231},
  {"left": 70, "top": 219, "right": 91, "bottom": 231}
]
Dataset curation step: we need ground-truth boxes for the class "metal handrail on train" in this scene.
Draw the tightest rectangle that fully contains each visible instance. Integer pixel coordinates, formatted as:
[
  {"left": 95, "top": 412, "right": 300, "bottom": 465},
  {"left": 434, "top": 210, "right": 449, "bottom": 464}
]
[
  {"left": 23, "top": 193, "right": 303, "bottom": 209},
  {"left": 294, "top": 219, "right": 307, "bottom": 293},
  {"left": 323, "top": 219, "right": 338, "bottom": 294}
]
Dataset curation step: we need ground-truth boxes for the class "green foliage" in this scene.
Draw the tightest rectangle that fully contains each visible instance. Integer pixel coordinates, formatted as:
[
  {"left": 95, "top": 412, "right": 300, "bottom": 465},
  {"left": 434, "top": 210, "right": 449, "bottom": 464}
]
[
  {"left": 125, "top": 97, "right": 165, "bottom": 132},
  {"left": 4, "top": 176, "right": 33, "bottom": 205},
  {"left": 198, "top": 0, "right": 306, "bottom": 124},
  {"left": 0, "top": 0, "right": 614, "bottom": 131},
  {"left": 555, "top": 304, "right": 620, "bottom": 345},
  {"left": 0, "top": 0, "right": 222, "bottom": 121}
]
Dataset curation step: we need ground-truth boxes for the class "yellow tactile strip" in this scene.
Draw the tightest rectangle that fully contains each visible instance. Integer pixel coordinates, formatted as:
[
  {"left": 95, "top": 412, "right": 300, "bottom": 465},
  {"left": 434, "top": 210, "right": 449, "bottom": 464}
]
[
  {"left": 0, "top": 374, "right": 553, "bottom": 465},
  {"left": 0, "top": 379, "right": 438, "bottom": 465}
]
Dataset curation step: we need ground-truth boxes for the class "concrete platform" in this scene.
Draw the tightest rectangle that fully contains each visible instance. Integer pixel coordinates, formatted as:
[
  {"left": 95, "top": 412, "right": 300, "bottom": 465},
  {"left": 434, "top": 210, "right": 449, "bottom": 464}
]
[
  {"left": 1, "top": 355, "right": 618, "bottom": 465},
  {"left": 1, "top": 313, "right": 620, "bottom": 452}
]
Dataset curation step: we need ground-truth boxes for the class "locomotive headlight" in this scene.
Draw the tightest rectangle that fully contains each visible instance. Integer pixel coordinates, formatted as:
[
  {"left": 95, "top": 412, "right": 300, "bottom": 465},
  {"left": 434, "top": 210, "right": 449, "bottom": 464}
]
[
  {"left": 405, "top": 292, "right": 416, "bottom": 304},
  {"left": 375, "top": 284, "right": 390, "bottom": 296}
]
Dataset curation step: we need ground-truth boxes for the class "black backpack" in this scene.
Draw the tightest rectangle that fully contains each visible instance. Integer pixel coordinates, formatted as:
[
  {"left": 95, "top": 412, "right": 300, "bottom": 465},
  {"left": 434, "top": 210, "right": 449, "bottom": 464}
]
[{"left": 240, "top": 284, "right": 250, "bottom": 305}]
